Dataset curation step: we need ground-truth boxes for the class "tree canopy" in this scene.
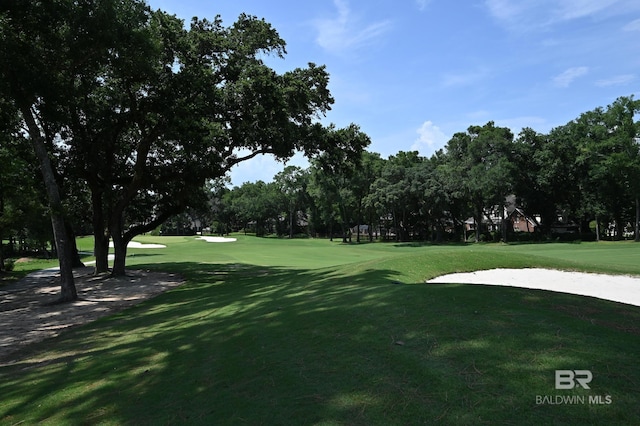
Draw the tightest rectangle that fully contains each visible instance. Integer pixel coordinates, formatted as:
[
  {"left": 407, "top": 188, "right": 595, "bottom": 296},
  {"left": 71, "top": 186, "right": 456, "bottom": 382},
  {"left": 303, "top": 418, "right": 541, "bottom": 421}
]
[{"left": 0, "top": 0, "right": 367, "bottom": 299}]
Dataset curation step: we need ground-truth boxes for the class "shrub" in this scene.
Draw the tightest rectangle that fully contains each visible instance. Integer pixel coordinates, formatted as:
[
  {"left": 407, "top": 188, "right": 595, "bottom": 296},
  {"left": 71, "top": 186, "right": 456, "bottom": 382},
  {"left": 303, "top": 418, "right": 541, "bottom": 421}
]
[{"left": 3, "top": 259, "right": 15, "bottom": 272}]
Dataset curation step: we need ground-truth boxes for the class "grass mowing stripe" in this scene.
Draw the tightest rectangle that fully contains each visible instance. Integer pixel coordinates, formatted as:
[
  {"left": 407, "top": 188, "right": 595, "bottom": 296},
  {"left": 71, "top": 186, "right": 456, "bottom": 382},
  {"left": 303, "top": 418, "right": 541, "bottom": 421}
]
[{"left": 1, "top": 236, "right": 640, "bottom": 424}]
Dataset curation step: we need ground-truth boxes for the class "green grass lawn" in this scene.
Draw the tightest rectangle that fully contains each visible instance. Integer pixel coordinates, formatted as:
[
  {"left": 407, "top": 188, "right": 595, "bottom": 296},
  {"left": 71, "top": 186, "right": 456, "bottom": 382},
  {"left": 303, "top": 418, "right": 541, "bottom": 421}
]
[
  {"left": 2, "top": 236, "right": 640, "bottom": 425},
  {"left": 1, "top": 258, "right": 59, "bottom": 286}
]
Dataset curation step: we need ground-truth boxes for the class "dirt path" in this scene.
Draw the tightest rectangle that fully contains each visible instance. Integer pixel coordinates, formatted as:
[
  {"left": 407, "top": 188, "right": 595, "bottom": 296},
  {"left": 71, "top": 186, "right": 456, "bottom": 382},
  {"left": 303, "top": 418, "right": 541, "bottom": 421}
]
[{"left": 0, "top": 266, "right": 184, "bottom": 365}]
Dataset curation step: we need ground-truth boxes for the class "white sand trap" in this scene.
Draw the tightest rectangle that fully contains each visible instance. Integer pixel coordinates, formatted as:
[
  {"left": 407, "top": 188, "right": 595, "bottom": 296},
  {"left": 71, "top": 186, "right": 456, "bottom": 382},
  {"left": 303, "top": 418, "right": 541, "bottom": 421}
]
[
  {"left": 108, "top": 241, "right": 167, "bottom": 249},
  {"left": 427, "top": 268, "right": 640, "bottom": 307},
  {"left": 197, "top": 236, "right": 237, "bottom": 243},
  {"left": 84, "top": 254, "right": 116, "bottom": 266}
]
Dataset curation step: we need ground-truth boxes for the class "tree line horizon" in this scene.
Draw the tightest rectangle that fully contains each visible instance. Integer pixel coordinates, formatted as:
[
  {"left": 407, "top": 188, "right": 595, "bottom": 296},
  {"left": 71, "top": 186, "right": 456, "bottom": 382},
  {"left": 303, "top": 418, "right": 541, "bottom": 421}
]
[{"left": 194, "top": 95, "right": 639, "bottom": 245}]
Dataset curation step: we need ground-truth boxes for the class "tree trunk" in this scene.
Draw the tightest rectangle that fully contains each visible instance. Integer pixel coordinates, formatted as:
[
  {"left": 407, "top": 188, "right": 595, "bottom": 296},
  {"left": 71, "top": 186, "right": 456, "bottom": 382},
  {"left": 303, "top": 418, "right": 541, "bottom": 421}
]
[
  {"left": 94, "top": 232, "right": 110, "bottom": 274},
  {"left": 22, "top": 106, "right": 77, "bottom": 302},
  {"left": 635, "top": 197, "right": 639, "bottom": 242},
  {"left": 110, "top": 228, "right": 129, "bottom": 276},
  {"left": 65, "top": 220, "right": 85, "bottom": 268},
  {"left": 0, "top": 234, "right": 4, "bottom": 272},
  {"left": 501, "top": 205, "right": 508, "bottom": 243},
  {"left": 91, "top": 190, "right": 110, "bottom": 273},
  {"left": 109, "top": 213, "right": 129, "bottom": 276},
  {"left": 474, "top": 207, "right": 482, "bottom": 243},
  {"left": 341, "top": 222, "right": 347, "bottom": 243},
  {"left": 595, "top": 215, "right": 600, "bottom": 242},
  {"left": 111, "top": 239, "right": 128, "bottom": 276},
  {"left": 393, "top": 210, "right": 399, "bottom": 242},
  {"left": 0, "top": 194, "right": 4, "bottom": 272},
  {"left": 289, "top": 206, "right": 294, "bottom": 239}
]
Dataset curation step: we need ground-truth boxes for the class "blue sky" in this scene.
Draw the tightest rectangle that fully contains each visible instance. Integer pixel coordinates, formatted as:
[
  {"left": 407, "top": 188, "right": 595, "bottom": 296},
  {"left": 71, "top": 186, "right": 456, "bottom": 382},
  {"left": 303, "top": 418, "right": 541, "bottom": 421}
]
[{"left": 148, "top": 0, "right": 640, "bottom": 186}]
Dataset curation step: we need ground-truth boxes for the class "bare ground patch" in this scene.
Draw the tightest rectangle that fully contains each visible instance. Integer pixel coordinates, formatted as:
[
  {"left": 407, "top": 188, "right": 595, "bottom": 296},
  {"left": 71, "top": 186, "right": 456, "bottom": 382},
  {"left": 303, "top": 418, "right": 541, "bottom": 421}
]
[{"left": 0, "top": 266, "right": 184, "bottom": 365}]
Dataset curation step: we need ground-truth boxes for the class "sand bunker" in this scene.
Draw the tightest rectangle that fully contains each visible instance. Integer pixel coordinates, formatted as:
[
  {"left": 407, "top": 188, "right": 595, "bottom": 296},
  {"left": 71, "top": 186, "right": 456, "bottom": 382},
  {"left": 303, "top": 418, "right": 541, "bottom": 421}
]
[
  {"left": 427, "top": 268, "right": 640, "bottom": 307},
  {"left": 108, "top": 241, "right": 167, "bottom": 249},
  {"left": 196, "top": 236, "right": 237, "bottom": 243}
]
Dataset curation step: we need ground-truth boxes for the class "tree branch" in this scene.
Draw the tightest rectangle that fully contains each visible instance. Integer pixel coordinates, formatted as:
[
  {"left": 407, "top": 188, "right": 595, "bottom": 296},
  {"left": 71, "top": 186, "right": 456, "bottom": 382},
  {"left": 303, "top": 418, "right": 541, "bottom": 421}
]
[
  {"left": 124, "top": 203, "right": 185, "bottom": 241},
  {"left": 223, "top": 148, "right": 275, "bottom": 172}
]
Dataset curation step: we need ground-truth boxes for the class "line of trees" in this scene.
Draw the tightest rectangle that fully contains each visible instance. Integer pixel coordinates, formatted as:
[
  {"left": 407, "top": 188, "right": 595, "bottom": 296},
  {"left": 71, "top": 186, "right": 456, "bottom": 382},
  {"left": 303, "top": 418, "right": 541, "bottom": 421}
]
[{"left": 212, "top": 96, "right": 640, "bottom": 244}]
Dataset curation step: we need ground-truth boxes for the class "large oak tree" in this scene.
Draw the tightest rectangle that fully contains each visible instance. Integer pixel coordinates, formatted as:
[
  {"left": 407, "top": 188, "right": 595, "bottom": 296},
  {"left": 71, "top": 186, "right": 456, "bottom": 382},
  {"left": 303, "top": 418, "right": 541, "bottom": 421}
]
[{"left": 2, "top": 1, "right": 358, "bottom": 282}]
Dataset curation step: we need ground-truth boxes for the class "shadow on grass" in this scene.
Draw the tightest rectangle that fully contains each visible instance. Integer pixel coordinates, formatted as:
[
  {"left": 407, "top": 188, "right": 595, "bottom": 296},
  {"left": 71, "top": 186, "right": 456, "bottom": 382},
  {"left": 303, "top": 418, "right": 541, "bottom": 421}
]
[
  {"left": 392, "top": 241, "right": 473, "bottom": 248},
  {"left": 124, "top": 253, "right": 164, "bottom": 259},
  {"left": 1, "top": 261, "right": 640, "bottom": 425}
]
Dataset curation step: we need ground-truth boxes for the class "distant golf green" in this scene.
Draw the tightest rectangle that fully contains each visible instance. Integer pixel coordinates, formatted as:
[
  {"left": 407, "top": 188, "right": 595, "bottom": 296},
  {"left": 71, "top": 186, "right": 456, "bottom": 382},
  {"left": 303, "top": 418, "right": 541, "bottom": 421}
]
[{"left": 2, "top": 236, "right": 640, "bottom": 425}]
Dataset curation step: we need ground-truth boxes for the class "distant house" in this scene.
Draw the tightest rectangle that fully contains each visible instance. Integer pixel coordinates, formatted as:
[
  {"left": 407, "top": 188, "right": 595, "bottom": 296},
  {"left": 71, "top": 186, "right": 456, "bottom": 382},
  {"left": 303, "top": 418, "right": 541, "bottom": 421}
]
[
  {"left": 464, "top": 197, "right": 540, "bottom": 236},
  {"left": 464, "top": 216, "right": 493, "bottom": 233},
  {"left": 550, "top": 221, "right": 579, "bottom": 234},
  {"left": 507, "top": 207, "right": 539, "bottom": 233},
  {"left": 463, "top": 205, "right": 506, "bottom": 234},
  {"left": 351, "top": 224, "right": 369, "bottom": 234}
]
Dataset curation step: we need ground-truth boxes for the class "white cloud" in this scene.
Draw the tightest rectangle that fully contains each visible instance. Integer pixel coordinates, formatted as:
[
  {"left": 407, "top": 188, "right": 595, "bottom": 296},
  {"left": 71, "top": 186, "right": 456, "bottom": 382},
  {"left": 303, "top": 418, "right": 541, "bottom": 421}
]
[
  {"left": 553, "top": 66, "right": 589, "bottom": 87},
  {"left": 314, "top": 0, "right": 392, "bottom": 54},
  {"left": 411, "top": 121, "right": 449, "bottom": 154},
  {"left": 552, "top": 0, "right": 618, "bottom": 21},
  {"left": 416, "top": 0, "right": 431, "bottom": 11},
  {"left": 595, "top": 74, "right": 635, "bottom": 87},
  {"left": 485, "top": 0, "right": 640, "bottom": 31},
  {"left": 495, "top": 116, "right": 549, "bottom": 134},
  {"left": 623, "top": 18, "right": 640, "bottom": 31},
  {"left": 485, "top": 0, "right": 528, "bottom": 23}
]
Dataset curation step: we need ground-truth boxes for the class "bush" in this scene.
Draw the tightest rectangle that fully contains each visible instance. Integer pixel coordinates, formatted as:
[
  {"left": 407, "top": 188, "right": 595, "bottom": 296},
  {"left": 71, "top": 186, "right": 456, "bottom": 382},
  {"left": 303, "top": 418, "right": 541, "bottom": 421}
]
[
  {"left": 3, "top": 259, "right": 15, "bottom": 272},
  {"left": 551, "top": 232, "right": 596, "bottom": 242},
  {"left": 511, "top": 232, "right": 539, "bottom": 243}
]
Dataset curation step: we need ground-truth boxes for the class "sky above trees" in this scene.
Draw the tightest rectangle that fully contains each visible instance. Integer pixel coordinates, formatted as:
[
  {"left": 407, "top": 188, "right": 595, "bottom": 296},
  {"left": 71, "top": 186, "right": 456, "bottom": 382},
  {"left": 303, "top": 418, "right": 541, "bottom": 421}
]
[{"left": 148, "top": 0, "right": 640, "bottom": 184}]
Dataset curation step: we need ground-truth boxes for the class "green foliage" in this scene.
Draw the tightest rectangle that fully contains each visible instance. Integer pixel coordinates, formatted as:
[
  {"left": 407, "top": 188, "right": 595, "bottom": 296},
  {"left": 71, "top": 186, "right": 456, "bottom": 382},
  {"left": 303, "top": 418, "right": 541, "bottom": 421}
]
[
  {"left": 274, "top": 166, "right": 310, "bottom": 238},
  {"left": 2, "top": 258, "right": 14, "bottom": 271},
  {"left": 0, "top": 112, "right": 52, "bottom": 255},
  {"left": 225, "top": 181, "right": 282, "bottom": 236},
  {"left": 306, "top": 126, "right": 372, "bottom": 241},
  {"left": 2, "top": 0, "right": 368, "bottom": 274},
  {"left": 213, "top": 94, "right": 640, "bottom": 246}
]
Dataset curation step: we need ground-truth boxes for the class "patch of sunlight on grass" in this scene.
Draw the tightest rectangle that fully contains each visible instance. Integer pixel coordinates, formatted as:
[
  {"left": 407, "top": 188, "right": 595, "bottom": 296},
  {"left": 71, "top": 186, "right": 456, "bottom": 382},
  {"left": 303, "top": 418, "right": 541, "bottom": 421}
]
[
  {"left": 532, "top": 353, "right": 586, "bottom": 368},
  {"left": 329, "top": 392, "right": 380, "bottom": 410},
  {"left": 456, "top": 339, "right": 492, "bottom": 350}
]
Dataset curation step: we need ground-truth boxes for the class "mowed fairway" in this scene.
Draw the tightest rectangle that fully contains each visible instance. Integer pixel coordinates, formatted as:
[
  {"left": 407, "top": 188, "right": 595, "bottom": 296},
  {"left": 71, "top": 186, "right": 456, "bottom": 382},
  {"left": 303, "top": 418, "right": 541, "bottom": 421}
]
[{"left": 2, "top": 237, "right": 640, "bottom": 425}]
